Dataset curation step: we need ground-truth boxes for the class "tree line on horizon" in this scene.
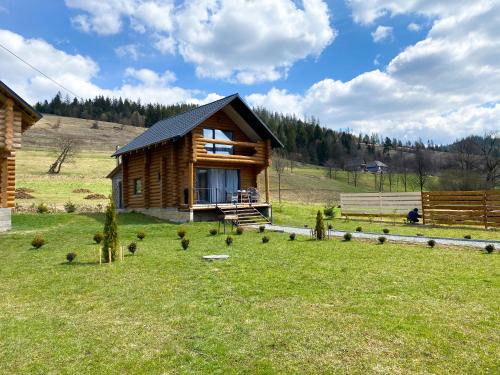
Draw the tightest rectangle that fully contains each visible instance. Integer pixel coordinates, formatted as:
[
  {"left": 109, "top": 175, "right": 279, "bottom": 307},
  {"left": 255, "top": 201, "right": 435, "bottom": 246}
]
[{"left": 35, "top": 93, "right": 498, "bottom": 191}]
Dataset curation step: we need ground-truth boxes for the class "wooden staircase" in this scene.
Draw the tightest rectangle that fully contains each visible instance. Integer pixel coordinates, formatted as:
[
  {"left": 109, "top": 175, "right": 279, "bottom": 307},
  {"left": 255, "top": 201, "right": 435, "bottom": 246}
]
[{"left": 218, "top": 206, "right": 270, "bottom": 226}]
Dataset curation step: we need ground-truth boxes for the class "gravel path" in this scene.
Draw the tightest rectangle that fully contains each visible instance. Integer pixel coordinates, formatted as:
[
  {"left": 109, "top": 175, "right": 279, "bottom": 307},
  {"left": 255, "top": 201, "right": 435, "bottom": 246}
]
[{"left": 261, "top": 224, "right": 499, "bottom": 249}]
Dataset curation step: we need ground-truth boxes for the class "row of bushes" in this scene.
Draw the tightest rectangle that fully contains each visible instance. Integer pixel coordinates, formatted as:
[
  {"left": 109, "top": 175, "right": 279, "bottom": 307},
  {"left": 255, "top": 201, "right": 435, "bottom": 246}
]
[{"left": 15, "top": 202, "right": 105, "bottom": 214}]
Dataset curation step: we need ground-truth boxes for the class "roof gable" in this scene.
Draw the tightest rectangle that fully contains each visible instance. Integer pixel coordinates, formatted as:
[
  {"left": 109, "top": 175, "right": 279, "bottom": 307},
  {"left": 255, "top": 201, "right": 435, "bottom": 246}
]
[
  {"left": 0, "top": 80, "right": 42, "bottom": 130},
  {"left": 113, "top": 94, "right": 282, "bottom": 156}
]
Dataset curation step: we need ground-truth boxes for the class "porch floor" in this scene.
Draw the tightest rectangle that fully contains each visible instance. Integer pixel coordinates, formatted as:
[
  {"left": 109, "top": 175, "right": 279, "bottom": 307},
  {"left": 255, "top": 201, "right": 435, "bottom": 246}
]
[{"left": 190, "top": 202, "right": 271, "bottom": 211}]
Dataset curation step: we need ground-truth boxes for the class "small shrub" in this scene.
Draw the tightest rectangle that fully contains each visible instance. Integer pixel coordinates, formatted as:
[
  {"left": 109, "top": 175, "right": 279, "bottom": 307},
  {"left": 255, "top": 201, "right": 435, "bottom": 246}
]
[
  {"left": 343, "top": 232, "right": 352, "bottom": 241},
  {"left": 93, "top": 232, "right": 103, "bottom": 244},
  {"left": 181, "top": 238, "right": 190, "bottom": 250},
  {"left": 323, "top": 207, "right": 334, "bottom": 218},
  {"left": 259, "top": 225, "right": 265, "bottom": 233},
  {"left": 262, "top": 236, "right": 270, "bottom": 243},
  {"left": 383, "top": 228, "right": 390, "bottom": 234},
  {"left": 416, "top": 233, "right": 424, "bottom": 236},
  {"left": 37, "top": 202, "right": 49, "bottom": 214},
  {"left": 236, "top": 227, "right": 244, "bottom": 235},
  {"left": 485, "top": 244, "right": 495, "bottom": 254},
  {"left": 464, "top": 234, "right": 472, "bottom": 239},
  {"left": 31, "top": 235, "right": 46, "bottom": 249},
  {"left": 289, "top": 233, "right": 296, "bottom": 241},
  {"left": 66, "top": 252, "right": 77, "bottom": 263},
  {"left": 315, "top": 210, "right": 325, "bottom": 240},
  {"left": 209, "top": 228, "right": 217, "bottom": 236},
  {"left": 356, "top": 226, "right": 362, "bottom": 232},
  {"left": 327, "top": 224, "right": 333, "bottom": 230},
  {"left": 128, "top": 242, "right": 137, "bottom": 254},
  {"left": 428, "top": 239, "right": 436, "bottom": 248},
  {"left": 177, "top": 229, "right": 187, "bottom": 239},
  {"left": 225, "top": 236, "right": 233, "bottom": 246},
  {"left": 64, "top": 201, "right": 76, "bottom": 213},
  {"left": 304, "top": 224, "right": 309, "bottom": 228},
  {"left": 378, "top": 236, "right": 387, "bottom": 244},
  {"left": 137, "top": 231, "right": 146, "bottom": 241}
]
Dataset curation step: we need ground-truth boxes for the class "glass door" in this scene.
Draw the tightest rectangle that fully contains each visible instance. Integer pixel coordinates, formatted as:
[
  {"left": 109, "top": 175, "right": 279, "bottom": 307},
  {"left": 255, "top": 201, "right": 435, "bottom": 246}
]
[{"left": 195, "top": 168, "right": 240, "bottom": 203}]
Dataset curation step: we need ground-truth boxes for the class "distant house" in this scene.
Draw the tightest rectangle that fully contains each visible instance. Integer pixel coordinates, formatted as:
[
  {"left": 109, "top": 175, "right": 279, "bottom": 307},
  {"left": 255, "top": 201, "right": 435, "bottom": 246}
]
[
  {"left": 0, "top": 81, "right": 42, "bottom": 231},
  {"left": 108, "top": 94, "right": 282, "bottom": 223},
  {"left": 344, "top": 158, "right": 366, "bottom": 171},
  {"left": 366, "top": 160, "right": 388, "bottom": 173}
]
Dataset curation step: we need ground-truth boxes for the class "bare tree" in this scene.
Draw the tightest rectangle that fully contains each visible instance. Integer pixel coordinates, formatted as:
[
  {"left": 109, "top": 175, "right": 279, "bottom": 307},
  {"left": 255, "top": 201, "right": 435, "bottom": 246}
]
[
  {"left": 477, "top": 132, "right": 499, "bottom": 188},
  {"left": 324, "top": 159, "right": 339, "bottom": 179},
  {"left": 288, "top": 152, "right": 301, "bottom": 173},
  {"left": 452, "top": 137, "right": 478, "bottom": 172},
  {"left": 48, "top": 136, "right": 79, "bottom": 174},
  {"left": 411, "top": 148, "right": 433, "bottom": 192},
  {"left": 273, "top": 150, "right": 286, "bottom": 203}
]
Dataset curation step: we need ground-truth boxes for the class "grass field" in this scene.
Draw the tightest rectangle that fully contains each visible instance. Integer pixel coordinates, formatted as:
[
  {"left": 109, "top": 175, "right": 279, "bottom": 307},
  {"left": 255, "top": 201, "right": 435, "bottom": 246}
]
[{"left": 1, "top": 213, "right": 499, "bottom": 374}]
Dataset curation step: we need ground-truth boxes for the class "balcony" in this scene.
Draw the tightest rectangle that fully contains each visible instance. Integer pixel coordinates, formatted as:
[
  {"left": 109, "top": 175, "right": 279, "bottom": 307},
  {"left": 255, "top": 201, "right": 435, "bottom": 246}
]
[{"left": 193, "top": 136, "right": 269, "bottom": 166}]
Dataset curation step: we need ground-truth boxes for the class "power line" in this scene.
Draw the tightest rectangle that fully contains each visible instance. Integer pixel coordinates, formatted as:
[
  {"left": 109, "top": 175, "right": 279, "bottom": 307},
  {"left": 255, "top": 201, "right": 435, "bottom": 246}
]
[{"left": 0, "top": 42, "right": 83, "bottom": 100}]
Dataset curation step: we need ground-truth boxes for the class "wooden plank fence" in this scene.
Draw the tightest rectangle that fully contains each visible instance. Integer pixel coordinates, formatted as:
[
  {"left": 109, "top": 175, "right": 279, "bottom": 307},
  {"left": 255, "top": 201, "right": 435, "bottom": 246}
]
[
  {"left": 421, "top": 190, "right": 500, "bottom": 228},
  {"left": 340, "top": 192, "right": 422, "bottom": 217}
]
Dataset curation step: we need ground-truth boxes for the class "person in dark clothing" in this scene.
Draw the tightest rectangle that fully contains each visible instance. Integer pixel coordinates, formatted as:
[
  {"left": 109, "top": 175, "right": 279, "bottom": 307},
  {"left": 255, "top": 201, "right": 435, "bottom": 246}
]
[{"left": 407, "top": 208, "right": 420, "bottom": 223}]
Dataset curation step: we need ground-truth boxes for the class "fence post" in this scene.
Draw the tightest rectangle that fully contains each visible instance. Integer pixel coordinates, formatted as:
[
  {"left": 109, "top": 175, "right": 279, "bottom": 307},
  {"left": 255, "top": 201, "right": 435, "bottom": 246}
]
[
  {"left": 483, "top": 190, "right": 488, "bottom": 230},
  {"left": 421, "top": 192, "right": 426, "bottom": 225}
]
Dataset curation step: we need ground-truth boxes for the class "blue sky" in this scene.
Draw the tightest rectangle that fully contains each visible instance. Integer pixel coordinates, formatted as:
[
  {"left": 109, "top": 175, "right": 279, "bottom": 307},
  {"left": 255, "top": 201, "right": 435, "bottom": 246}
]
[{"left": 0, "top": 0, "right": 498, "bottom": 143}]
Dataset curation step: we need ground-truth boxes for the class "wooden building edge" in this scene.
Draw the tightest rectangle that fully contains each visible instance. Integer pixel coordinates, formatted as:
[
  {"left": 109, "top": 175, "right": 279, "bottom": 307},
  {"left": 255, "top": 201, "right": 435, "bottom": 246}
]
[
  {"left": 0, "top": 81, "right": 42, "bottom": 231},
  {"left": 108, "top": 94, "right": 282, "bottom": 223}
]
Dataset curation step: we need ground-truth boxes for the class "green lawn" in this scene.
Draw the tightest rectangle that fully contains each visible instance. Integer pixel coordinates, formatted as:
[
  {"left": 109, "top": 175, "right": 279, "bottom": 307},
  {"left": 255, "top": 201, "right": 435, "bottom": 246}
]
[
  {"left": 16, "top": 149, "right": 114, "bottom": 207},
  {"left": 272, "top": 202, "right": 500, "bottom": 241},
  {"left": 1, "top": 213, "right": 499, "bottom": 374}
]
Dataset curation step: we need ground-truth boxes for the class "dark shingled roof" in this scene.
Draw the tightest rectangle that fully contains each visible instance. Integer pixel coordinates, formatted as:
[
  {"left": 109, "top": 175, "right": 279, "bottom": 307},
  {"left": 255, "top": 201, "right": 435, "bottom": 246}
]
[{"left": 113, "top": 93, "right": 282, "bottom": 156}]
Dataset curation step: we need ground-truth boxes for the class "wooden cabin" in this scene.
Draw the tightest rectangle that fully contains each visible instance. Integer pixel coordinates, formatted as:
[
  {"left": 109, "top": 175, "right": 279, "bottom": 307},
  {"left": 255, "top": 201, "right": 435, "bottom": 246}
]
[
  {"left": 109, "top": 94, "right": 282, "bottom": 223},
  {"left": 0, "top": 81, "right": 42, "bottom": 231}
]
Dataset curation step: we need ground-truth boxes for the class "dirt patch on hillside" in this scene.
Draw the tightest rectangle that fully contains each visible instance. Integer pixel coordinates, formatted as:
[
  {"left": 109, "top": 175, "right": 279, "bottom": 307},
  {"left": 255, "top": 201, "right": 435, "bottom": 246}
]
[
  {"left": 84, "top": 193, "right": 107, "bottom": 200},
  {"left": 16, "top": 188, "right": 35, "bottom": 199},
  {"left": 73, "top": 188, "right": 93, "bottom": 193}
]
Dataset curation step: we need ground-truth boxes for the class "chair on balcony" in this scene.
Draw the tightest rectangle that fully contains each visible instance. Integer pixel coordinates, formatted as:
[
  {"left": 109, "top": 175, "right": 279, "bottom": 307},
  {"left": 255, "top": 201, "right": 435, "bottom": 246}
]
[
  {"left": 227, "top": 191, "right": 238, "bottom": 205},
  {"left": 248, "top": 187, "right": 260, "bottom": 203}
]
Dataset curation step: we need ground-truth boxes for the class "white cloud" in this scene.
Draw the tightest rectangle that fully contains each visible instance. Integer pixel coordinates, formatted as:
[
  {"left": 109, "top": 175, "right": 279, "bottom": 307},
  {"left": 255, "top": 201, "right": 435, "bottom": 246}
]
[
  {"left": 115, "top": 44, "right": 142, "bottom": 60},
  {"left": 66, "top": 0, "right": 335, "bottom": 84},
  {"left": 407, "top": 22, "right": 422, "bottom": 32},
  {"left": 0, "top": 29, "right": 217, "bottom": 106},
  {"left": 66, "top": 0, "right": 135, "bottom": 35},
  {"left": 371, "top": 25, "right": 393, "bottom": 42},
  {"left": 153, "top": 34, "right": 176, "bottom": 55},
  {"left": 65, "top": 0, "right": 174, "bottom": 35},
  {"left": 174, "top": 0, "right": 335, "bottom": 84},
  {"left": 246, "top": 1, "right": 500, "bottom": 143},
  {"left": 346, "top": 0, "right": 474, "bottom": 25}
]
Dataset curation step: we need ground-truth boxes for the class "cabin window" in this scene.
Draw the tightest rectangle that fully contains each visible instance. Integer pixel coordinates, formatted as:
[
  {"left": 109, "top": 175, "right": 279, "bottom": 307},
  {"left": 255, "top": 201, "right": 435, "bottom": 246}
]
[
  {"left": 203, "top": 128, "right": 234, "bottom": 155},
  {"left": 133, "top": 178, "right": 142, "bottom": 194}
]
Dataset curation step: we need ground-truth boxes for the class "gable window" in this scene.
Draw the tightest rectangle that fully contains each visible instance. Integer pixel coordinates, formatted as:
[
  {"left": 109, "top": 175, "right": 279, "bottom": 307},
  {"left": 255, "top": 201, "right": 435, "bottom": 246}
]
[
  {"left": 203, "top": 128, "right": 234, "bottom": 155},
  {"left": 134, "top": 178, "right": 142, "bottom": 194}
]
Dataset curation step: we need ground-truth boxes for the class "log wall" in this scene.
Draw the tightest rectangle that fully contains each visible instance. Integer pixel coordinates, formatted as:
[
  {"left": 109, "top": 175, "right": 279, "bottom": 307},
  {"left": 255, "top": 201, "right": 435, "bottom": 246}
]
[{"left": 0, "top": 99, "right": 25, "bottom": 208}]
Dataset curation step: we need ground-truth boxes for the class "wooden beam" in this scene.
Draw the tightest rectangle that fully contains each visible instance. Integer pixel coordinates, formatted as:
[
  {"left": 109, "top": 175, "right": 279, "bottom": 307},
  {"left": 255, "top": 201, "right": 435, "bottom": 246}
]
[
  {"left": 196, "top": 156, "right": 264, "bottom": 165},
  {"left": 265, "top": 166, "right": 270, "bottom": 204},
  {"left": 196, "top": 137, "right": 263, "bottom": 148},
  {"left": 143, "top": 150, "right": 151, "bottom": 209},
  {"left": 122, "top": 156, "right": 129, "bottom": 208},
  {"left": 188, "top": 161, "right": 194, "bottom": 208}
]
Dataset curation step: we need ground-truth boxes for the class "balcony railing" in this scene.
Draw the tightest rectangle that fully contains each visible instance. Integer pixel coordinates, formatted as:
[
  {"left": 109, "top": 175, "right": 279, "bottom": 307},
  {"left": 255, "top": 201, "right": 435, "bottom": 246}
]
[
  {"left": 193, "top": 136, "right": 269, "bottom": 166},
  {"left": 194, "top": 187, "right": 260, "bottom": 205}
]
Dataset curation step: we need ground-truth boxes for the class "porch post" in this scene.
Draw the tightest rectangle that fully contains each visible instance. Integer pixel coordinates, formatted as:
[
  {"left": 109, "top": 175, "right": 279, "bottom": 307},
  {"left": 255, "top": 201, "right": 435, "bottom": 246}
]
[
  {"left": 265, "top": 166, "right": 270, "bottom": 203},
  {"left": 188, "top": 161, "right": 194, "bottom": 208}
]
